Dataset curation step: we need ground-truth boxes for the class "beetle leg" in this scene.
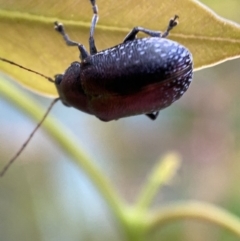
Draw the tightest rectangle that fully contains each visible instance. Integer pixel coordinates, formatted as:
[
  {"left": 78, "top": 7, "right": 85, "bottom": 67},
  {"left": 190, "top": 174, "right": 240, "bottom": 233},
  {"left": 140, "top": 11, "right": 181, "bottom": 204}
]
[
  {"left": 146, "top": 112, "right": 159, "bottom": 120},
  {"left": 123, "top": 27, "right": 161, "bottom": 42},
  {"left": 161, "top": 15, "right": 178, "bottom": 38},
  {"left": 54, "top": 22, "right": 90, "bottom": 61},
  {"left": 54, "top": 22, "right": 79, "bottom": 46},
  {"left": 89, "top": 0, "right": 98, "bottom": 54},
  {"left": 124, "top": 15, "right": 178, "bottom": 42}
]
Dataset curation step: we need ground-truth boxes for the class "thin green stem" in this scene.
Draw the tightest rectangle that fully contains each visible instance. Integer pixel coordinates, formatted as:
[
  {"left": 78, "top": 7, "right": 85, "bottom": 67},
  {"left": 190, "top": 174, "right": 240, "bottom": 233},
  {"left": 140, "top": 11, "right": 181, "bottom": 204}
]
[
  {"left": 0, "top": 76, "right": 128, "bottom": 233},
  {"left": 135, "top": 153, "right": 181, "bottom": 213},
  {"left": 146, "top": 201, "right": 240, "bottom": 237},
  {"left": 120, "top": 153, "right": 181, "bottom": 241}
]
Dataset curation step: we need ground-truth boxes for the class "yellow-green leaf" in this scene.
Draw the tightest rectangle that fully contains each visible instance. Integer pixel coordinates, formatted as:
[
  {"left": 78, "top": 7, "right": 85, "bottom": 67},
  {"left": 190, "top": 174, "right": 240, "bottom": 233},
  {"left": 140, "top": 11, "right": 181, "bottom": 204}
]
[{"left": 0, "top": 0, "right": 240, "bottom": 96}]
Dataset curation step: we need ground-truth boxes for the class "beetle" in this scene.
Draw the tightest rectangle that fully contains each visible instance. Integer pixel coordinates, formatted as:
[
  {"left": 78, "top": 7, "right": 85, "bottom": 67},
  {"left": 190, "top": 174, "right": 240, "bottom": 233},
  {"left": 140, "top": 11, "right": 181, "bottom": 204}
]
[
  {"left": 53, "top": 1, "right": 193, "bottom": 121},
  {"left": 0, "top": 0, "right": 193, "bottom": 176}
]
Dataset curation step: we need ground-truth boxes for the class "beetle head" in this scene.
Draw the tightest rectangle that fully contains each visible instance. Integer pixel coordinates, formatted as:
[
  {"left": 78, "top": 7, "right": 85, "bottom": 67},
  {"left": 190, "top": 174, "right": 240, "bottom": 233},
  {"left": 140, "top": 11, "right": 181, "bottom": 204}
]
[{"left": 54, "top": 61, "right": 82, "bottom": 106}]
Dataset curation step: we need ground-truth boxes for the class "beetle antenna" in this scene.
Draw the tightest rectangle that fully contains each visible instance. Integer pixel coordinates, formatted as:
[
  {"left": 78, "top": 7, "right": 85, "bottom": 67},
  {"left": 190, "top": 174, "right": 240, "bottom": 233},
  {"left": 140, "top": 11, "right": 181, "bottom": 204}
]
[
  {"left": 0, "top": 98, "right": 60, "bottom": 177},
  {"left": 0, "top": 57, "right": 55, "bottom": 83}
]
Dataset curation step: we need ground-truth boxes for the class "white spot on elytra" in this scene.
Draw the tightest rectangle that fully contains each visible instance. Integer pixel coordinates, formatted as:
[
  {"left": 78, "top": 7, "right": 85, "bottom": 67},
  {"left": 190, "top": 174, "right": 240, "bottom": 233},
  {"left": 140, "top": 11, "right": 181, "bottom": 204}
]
[
  {"left": 180, "top": 52, "right": 187, "bottom": 57},
  {"left": 178, "top": 57, "right": 183, "bottom": 63},
  {"left": 155, "top": 49, "right": 162, "bottom": 53},
  {"left": 163, "top": 42, "right": 172, "bottom": 47}
]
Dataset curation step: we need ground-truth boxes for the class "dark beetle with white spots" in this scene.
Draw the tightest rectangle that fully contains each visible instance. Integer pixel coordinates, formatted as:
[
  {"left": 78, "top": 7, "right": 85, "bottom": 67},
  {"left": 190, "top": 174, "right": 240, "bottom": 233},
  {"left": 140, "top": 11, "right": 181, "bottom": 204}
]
[{"left": 54, "top": 0, "right": 193, "bottom": 121}]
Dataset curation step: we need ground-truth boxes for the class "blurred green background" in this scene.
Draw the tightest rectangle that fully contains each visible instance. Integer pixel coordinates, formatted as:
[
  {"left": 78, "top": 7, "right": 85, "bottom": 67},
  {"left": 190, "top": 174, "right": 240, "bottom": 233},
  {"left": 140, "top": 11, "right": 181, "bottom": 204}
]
[{"left": 0, "top": 0, "right": 240, "bottom": 240}]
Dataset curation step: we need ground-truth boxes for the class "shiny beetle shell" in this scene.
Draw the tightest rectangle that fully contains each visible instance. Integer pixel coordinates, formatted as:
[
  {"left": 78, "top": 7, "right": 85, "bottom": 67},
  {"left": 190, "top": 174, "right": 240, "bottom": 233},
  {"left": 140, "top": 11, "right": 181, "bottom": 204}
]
[{"left": 55, "top": 37, "right": 193, "bottom": 121}]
